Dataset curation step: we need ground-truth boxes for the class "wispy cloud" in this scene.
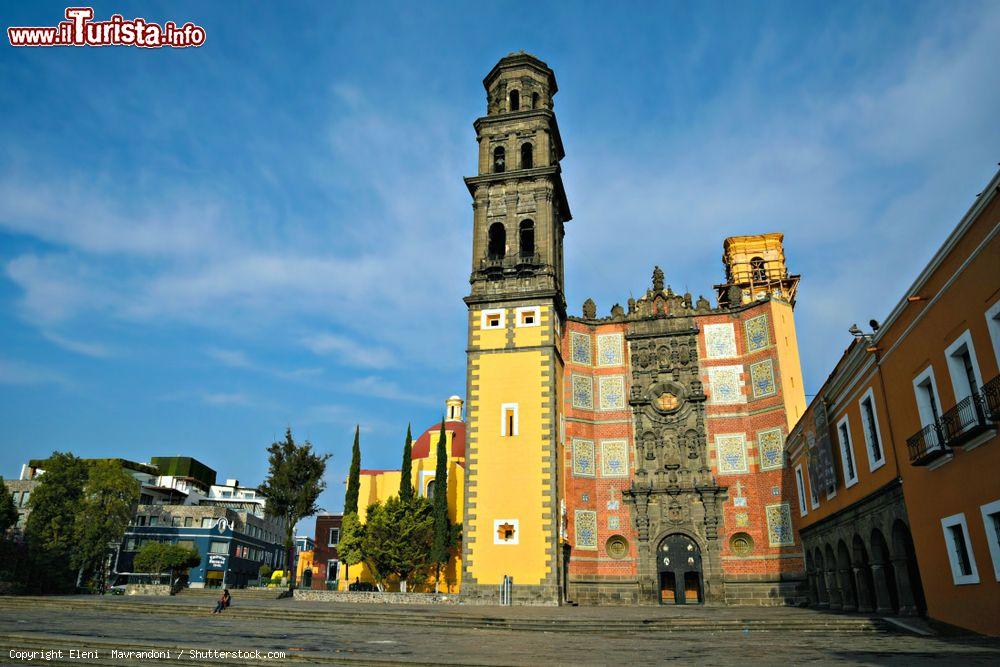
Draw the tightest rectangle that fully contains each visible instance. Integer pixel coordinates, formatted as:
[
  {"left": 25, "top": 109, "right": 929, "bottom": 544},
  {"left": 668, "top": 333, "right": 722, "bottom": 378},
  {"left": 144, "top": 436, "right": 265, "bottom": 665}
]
[
  {"left": 0, "top": 358, "right": 73, "bottom": 388},
  {"left": 42, "top": 331, "right": 113, "bottom": 359},
  {"left": 301, "top": 333, "right": 394, "bottom": 369}
]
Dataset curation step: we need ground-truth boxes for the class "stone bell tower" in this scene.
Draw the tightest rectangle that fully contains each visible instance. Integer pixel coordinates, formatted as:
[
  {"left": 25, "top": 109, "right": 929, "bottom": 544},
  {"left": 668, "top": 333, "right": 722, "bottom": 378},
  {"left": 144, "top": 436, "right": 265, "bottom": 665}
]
[{"left": 462, "top": 52, "right": 571, "bottom": 604}]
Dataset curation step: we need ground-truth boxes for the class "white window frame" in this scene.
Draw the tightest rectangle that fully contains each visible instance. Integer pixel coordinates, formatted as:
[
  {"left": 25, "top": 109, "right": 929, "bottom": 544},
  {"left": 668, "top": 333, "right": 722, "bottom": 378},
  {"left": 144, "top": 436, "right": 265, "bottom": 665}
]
[
  {"left": 328, "top": 527, "right": 340, "bottom": 547},
  {"left": 493, "top": 518, "right": 519, "bottom": 545},
  {"left": 857, "top": 388, "right": 886, "bottom": 472},
  {"left": 327, "top": 559, "right": 339, "bottom": 582},
  {"left": 794, "top": 464, "right": 808, "bottom": 517},
  {"left": 985, "top": 300, "right": 1000, "bottom": 367},
  {"left": 941, "top": 512, "right": 979, "bottom": 585},
  {"left": 980, "top": 499, "right": 1000, "bottom": 582},
  {"left": 417, "top": 469, "right": 435, "bottom": 498},
  {"left": 515, "top": 306, "right": 540, "bottom": 328},
  {"left": 835, "top": 415, "right": 859, "bottom": 488},
  {"left": 806, "top": 465, "right": 820, "bottom": 510},
  {"left": 912, "top": 365, "right": 943, "bottom": 428},
  {"left": 481, "top": 308, "right": 505, "bottom": 330},
  {"left": 500, "top": 403, "right": 519, "bottom": 437},
  {"left": 944, "top": 329, "right": 984, "bottom": 403}
]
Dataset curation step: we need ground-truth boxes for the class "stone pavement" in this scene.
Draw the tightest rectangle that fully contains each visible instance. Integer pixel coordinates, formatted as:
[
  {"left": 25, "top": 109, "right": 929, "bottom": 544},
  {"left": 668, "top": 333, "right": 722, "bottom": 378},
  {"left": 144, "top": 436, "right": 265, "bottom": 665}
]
[{"left": 1, "top": 596, "right": 998, "bottom": 665}]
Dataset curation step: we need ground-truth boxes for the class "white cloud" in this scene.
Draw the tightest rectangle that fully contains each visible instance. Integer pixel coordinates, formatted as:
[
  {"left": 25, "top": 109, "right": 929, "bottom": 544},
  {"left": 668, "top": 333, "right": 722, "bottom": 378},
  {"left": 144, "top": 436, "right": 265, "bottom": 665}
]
[
  {"left": 0, "top": 358, "right": 73, "bottom": 388},
  {"left": 42, "top": 331, "right": 113, "bottom": 358},
  {"left": 301, "top": 333, "right": 393, "bottom": 369}
]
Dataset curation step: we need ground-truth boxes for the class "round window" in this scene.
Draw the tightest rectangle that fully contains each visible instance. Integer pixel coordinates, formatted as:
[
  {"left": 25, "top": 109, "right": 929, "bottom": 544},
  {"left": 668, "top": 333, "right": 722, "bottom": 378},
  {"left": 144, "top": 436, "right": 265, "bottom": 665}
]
[
  {"left": 606, "top": 535, "right": 629, "bottom": 559},
  {"left": 730, "top": 532, "right": 754, "bottom": 556}
]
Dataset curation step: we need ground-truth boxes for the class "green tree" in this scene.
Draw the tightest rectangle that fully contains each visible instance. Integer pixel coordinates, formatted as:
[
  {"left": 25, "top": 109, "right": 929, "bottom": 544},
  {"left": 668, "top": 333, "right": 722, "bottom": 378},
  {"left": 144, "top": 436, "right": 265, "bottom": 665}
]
[
  {"left": 133, "top": 541, "right": 166, "bottom": 575},
  {"left": 342, "top": 425, "right": 362, "bottom": 584},
  {"left": 361, "top": 496, "right": 434, "bottom": 592},
  {"left": 344, "top": 425, "right": 361, "bottom": 515},
  {"left": 430, "top": 421, "right": 452, "bottom": 592},
  {"left": 72, "top": 460, "right": 140, "bottom": 591},
  {"left": 0, "top": 477, "right": 17, "bottom": 535},
  {"left": 337, "top": 512, "right": 364, "bottom": 588},
  {"left": 399, "top": 424, "right": 414, "bottom": 501},
  {"left": 134, "top": 542, "right": 200, "bottom": 588},
  {"left": 25, "top": 452, "right": 89, "bottom": 593},
  {"left": 258, "top": 428, "right": 331, "bottom": 589}
]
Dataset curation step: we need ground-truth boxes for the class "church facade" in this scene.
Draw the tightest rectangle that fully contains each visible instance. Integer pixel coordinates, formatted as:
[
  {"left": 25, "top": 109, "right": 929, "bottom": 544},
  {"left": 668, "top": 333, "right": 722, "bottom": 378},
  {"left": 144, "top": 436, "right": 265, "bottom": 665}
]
[{"left": 461, "top": 53, "right": 808, "bottom": 605}]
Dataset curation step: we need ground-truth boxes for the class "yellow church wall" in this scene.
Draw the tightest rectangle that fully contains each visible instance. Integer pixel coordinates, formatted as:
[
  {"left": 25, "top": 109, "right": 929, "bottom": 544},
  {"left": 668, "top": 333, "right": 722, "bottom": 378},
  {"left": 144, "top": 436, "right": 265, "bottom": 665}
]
[
  {"left": 466, "top": 329, "right": 556, "bottom": 587},
  {"left": 340, "top": 433, "right": 466, "bottom": 593},
  {"left": 769, "top": 299, "right": 807, "bottom": 430}
]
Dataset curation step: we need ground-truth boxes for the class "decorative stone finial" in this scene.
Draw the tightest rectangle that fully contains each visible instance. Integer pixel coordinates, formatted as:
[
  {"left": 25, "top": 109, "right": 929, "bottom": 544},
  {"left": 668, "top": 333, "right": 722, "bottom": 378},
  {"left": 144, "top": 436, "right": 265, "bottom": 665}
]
[
  {"left": 582, "top": 298, "right": 597, "bottom": 319},
  {"left": 652, "top": 266, "right": 665, "bottom": 292},
  {"left": 611, "top": 303, "right": 625, "bottom": 320}
]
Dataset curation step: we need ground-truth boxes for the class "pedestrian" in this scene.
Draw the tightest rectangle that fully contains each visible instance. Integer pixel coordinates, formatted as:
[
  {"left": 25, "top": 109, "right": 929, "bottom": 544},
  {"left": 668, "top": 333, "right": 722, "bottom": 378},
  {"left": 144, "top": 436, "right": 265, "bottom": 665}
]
[{"left": 212, "top": 588, "right": 231, "bottom": 614}]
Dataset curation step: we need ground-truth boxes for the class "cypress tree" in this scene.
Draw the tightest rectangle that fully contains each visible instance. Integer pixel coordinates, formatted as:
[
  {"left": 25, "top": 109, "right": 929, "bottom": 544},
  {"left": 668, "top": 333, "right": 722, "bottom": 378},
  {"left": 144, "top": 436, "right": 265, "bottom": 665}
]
[
  {"left": 344, "top": 425, "right": 361, "bottom": 515},
  {"left": 399, "top": 424, "right": 414, "bottom": 500},
  {"left": 431, "top": 419, "right": 450, "bottom": 590}
]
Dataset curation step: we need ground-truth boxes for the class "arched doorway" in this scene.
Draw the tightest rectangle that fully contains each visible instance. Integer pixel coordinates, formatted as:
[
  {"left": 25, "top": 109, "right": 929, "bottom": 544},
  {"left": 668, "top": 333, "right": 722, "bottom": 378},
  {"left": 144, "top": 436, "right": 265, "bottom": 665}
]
[
  {"left": 302, "top": 568, "right": 313, "bottom": 588},
  {"left": 657, "top": 534, "right": 702, "bottom": 605},
  {"left": 891, "top": 520, "right": 927, "bottom": 616}
]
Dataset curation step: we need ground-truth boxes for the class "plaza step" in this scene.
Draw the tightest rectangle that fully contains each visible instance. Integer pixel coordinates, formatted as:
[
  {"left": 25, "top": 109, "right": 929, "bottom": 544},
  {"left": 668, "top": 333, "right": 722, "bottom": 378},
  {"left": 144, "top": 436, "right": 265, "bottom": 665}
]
[
  {"left": 175, "top": 586, "right": 287, "bottom": 600},
  {"left": 0, "top": 596, "right": 901, "bottom": 635}
]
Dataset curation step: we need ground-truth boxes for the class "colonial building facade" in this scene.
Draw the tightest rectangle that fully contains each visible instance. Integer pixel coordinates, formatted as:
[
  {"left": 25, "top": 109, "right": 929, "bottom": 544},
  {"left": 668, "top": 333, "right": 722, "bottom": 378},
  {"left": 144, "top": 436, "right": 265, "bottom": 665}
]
[
  {"left": 786, "top": 168, "right": 1000, "bottom": 635},
  {"left": 461, "top": 53, "right": 809, "bottom": 605}
]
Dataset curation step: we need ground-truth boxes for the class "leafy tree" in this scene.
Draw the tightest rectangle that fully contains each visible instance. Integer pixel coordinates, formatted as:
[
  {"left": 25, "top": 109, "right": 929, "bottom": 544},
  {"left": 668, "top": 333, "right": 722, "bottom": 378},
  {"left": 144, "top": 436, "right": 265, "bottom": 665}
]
[
  {"left": 162, "top": 544, "right": 201, "bottom": 587},
  {"left": 344, "top": 425, "right": 361, "bottom": 515},
  {"left": 25, "top": 452, "right": 89, "bottom": 593},
  {"left": 342, "top": 425, "right": 361, "bottom": 584},
  {"left": 259, "top": 563, "right": 273, "bottom": 580},
  {"left": 134, "top": 542, "right": 200, "bottom": 587},
  {"left": 133, "top": 541, "right": 166, "bottom": 575},
  {"left": 430, "top": 421, "right": 452, "bottom": 591},
  {"left": 399, "top": 424, "right": 414, "bottom": 501},
  {"left": 337, "top": 512, "right": 363, "bottom": 589},
  {"left": 361, "top": 496, "right": 433, "bottom": 592},
  {"left": 259, "top": 428, "right": 331, "bottom": 589},
  {"left": 0, "top": 477, "right": 17, "bottom": 535},
  {"left": 72, "top": 460, "right": 139, "bottom": 591}
]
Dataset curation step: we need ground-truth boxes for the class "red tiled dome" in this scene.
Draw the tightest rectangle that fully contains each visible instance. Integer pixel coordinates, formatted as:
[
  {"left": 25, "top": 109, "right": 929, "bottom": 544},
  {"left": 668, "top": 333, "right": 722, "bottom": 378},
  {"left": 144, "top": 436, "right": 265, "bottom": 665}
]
[{"left": 411, "top": 421, "right": 466, "bottom": 460}]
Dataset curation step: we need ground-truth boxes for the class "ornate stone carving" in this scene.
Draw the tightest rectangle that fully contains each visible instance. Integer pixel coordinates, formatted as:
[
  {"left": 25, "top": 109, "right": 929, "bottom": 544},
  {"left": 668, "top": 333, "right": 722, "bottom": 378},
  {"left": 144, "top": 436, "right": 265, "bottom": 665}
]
[
  {"left": 652, "top": 266, "right": 665, "bottom": 292},
  {"left": 582, "top": 298, "right": 597, "bottom": 319}
]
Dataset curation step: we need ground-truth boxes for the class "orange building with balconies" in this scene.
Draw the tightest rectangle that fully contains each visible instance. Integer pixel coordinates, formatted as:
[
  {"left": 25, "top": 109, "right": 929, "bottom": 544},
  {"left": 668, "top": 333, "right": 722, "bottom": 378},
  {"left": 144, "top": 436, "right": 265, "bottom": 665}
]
[{"left": 786, "top": 168, "right": 1000, "bottom": 635}]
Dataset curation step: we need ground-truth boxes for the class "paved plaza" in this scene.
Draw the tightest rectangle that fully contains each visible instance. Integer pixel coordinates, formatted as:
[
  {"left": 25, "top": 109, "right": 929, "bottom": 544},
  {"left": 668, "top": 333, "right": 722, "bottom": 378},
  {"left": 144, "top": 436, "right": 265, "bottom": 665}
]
[{"left": 1, "top": 596, "right": 999, "bottom": 665}]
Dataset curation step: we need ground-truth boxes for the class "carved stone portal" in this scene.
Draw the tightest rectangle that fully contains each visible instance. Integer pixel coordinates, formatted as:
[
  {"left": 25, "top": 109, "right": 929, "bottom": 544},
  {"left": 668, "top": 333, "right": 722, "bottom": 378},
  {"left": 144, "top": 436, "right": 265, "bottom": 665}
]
[{"left": 623, "top": 305, "right": 727, "bottom": 604}]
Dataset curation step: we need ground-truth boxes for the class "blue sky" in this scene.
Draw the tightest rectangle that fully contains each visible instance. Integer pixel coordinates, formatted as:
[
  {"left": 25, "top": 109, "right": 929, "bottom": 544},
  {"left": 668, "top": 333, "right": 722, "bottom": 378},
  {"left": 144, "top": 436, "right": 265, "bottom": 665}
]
[{"left": 2, "top": 1, "right": 998, "bottom": 520}]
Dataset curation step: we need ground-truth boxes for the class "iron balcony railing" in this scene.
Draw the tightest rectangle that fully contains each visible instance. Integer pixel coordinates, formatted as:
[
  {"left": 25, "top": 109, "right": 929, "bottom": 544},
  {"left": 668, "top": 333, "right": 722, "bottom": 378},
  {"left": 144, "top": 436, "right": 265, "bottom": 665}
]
[
  {"left": 982, "top": 373, "right": 1000, "bottom": 422},
  {"left": 908, "top": 373, "right": 999, "bottom": 466},
  {"left": 939, "top": 392, "right": 989, "bottom": 448},
  {"left": 907, "top": 422, "right": 947, "bottom": 466}
]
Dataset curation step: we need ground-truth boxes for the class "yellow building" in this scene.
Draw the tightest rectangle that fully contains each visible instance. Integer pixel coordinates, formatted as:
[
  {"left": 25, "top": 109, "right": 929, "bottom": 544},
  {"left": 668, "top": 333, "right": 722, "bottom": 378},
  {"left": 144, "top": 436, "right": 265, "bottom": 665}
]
[{"left": 340, "top": 396, "right": 466, "bottom": 593}]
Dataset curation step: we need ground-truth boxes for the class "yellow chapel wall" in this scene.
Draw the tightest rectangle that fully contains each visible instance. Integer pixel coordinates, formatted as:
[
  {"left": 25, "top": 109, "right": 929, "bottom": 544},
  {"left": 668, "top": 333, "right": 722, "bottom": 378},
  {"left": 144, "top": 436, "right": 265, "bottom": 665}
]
[{"left": 465, "top": 303, "right": 558, "bottom": 588}]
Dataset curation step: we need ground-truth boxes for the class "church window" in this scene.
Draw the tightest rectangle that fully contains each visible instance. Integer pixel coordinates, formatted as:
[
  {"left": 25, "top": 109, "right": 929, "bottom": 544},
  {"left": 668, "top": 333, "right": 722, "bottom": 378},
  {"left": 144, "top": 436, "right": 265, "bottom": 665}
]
[
  {"left": 520, "top": 143, "right": 533, "bottom": 169},
  {"left": 519, "top": 219, "right": 535, "bottom": 257},
  {"left": 493, "top": 518, "right": 519, "bottom": 545},
  {"left": 501, "top": 403, "right": 519, "bottom": 436},
  {"left": 509, "top": 89, "right": 519, "bottom": 111},
  {"left": 730, "top": 532, "right": 754, "bottom": 556},
  {"left": 487, "top": 222, "right": 506, "bottom": 259},
  {"left": 481, "top": 308, "right": 504, "bottom": 330},
  {"left": 750, "top": 256, "right": 767, "bottom": 283},
  {"left": 426, "top": 479, "right": 435, "bottom": 500},
  {"left": 516, "top": 306, "right": 540, "bottom": 328},
  {"left": 492, "top": 146, "right": 505, "bottom": 173},
  {"left": 532, "top": 92, "right": 540, "bottom": 109}
]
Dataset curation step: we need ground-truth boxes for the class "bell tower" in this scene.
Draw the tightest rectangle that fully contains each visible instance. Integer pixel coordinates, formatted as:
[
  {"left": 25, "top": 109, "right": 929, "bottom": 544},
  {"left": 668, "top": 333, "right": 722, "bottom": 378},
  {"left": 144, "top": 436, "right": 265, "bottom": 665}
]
[{"left": 462, "top": 52, "right": 570, "bottom": 604}]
